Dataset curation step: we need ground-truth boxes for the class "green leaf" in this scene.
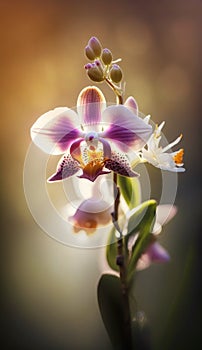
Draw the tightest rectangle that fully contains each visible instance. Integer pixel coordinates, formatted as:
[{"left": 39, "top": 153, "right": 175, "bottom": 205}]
[
  {"left": 125, "top": 199, "right": 156, "bottom": 248},
  {"left": 117, "top": 175, "right": 141, "bottom": 209},
  {"left": 97, "top": 274, "right": 125, "bottom": 350},
  {"left": 127, "top": 200, "right": 157, "bottom": 285},
  {"left": 106, "top": 227, "right": 119, "bottom": 272}
]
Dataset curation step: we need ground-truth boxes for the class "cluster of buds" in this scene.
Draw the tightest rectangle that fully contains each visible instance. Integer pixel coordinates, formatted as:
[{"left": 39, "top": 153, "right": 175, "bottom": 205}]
[{"left": 84, "top": 37, "right": 123, "bottom": 85}]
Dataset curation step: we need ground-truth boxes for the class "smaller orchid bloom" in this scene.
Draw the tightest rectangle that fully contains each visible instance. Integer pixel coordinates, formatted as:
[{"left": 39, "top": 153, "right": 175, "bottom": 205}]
[
  {"left": 69, "top": 198, "right": 112, "bottom": 235},
  {"left": 141, "top": 121, "right": 185, "bottom": 172},
  {"left": 127, "top": 204, "right": 177, "bottom": 270},
  {"left": 136, "top": 241, "right": 170, "bottom": 271},
  {"left": 31, "top": 86, "right": 152, "bottom": 182}
]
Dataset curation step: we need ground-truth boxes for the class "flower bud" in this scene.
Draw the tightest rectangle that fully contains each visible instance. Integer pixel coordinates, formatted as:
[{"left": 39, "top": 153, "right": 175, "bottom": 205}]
[
  {"left": 110, "top": 64, "right": 123, "bottom": 83},
  {"left": 101, "top": 48, "right": 113, "bottom": 65},
  {"left": 88, "top": 36, "right": 102, "bottom": 57},
  {"left": 86, "top": 63, "right": 104, "bottom": 82},
  {"left": 95, "top": 59, "right": 103, "bottom": 72},
  {"left": 84, "top": 63, "right": 93, "bottom": 70},
  {"left": 85, "top": 45, "right": 96, "bottom": 60}
]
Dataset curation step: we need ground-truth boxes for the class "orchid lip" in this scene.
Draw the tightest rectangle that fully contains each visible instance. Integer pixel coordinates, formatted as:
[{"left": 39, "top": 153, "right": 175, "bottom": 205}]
[{"left": 78, "top": 160, "right": 111, "bottom": 182}]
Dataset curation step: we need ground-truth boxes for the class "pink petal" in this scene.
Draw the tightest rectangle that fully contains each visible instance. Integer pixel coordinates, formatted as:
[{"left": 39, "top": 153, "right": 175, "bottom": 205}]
[
  {"left": 31, "top": 107, "right": 82, "bottom": 155},
  {"left": 77, "top": 86, "right": 106, "bottom": 129},
  {"left": 146, "top": 242, "right": 170, "bottom": 262},
  {"left": 47, "top": 154, "right": 80, "bottom": 182},
  {"left": 136, "top": 254, "right": 151, "bottom": 271},
  {"left": 100, "top": 105, "right": 152, "bottom": 151},
  {"left": 124, "top": 96, "right": 138, "bottom": 113},
  {"left": 104, "top": 151, "right": 139, "bottom": 177},
  {"left": 136, "top": 242, "right": 170, "bottom": 271}
]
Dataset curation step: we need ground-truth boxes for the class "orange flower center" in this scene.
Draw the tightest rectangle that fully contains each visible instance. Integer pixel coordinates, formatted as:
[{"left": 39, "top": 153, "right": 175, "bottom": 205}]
[
  {"left": 173, "top": 149, "right": 184, "bottom": 164},
  {"left": 79, "top": 158, "right": 110, "bottom": 182}
]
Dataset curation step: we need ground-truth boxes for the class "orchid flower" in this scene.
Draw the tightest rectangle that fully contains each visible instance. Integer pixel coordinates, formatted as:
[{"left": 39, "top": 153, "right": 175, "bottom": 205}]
[
  {"left": 128, "top": 204, "right": 177, "bottom": 270},
  {"left": 141, "top": 120, "right": 185, "bottom": 172},
  {"left": 31, "top": 86, "right": 152, "bottom": 182},
  {"left": 69, "top": 198, "right": 113, "bottom": 235}
]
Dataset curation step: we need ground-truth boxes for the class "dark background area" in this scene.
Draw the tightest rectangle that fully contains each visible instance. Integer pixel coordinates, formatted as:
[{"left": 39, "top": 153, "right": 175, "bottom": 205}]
[{"left": 0, "top": 0, "right": 201, "bottom": 349}]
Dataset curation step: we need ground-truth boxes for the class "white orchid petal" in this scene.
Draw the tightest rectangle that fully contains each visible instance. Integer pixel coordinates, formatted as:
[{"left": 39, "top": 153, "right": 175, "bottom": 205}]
[
  {"left": 124, "top": 96, "right": 138, "bottom": 113},
  {"left": 155, "top": 204, "right": 178, "bottom": 230},
  {"left": 162, "top": 134, "right": 182, "bottom": 153},
  {"left": 158, "top": 121, "right": 165, "bottom": 132},
  {"left": 77, "top": 86, "right": 106, "bottom": 131},
  {"left": 100, "top": 105, "right": 152, "bottom": 152},
  {"left": 31, "top": 107, "right": 82, "bottom": 155},
  {"left": 152, "top": 222, "right": 162, "bottom": 235},
  {"left": 143, "top": 114, "right": 151, "bottom": 124}
]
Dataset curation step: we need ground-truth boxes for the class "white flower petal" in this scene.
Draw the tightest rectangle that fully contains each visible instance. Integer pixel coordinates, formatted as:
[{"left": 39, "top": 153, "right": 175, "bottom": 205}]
[
  {"left": 31, "top": 107, "right": 82, "bottom": 155},
  {"left": 162, "top": 134, "right": 183, "bottom": 153},
  {"left": 157, "top": 204, "right": 177, "bottom": 225},
  {"left": 77, "top": 86, "right": 106, "bottom": 131},
  {"left": 124, "top": 96, "right": 138, "bottom": 113},
  {"left": 100, "top": 105, "right": 152, "bottom": 152}
]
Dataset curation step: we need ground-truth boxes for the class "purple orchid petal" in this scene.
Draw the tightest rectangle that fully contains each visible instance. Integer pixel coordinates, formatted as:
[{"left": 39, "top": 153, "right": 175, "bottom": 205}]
[
  {"left": 124, "top": 96, "right": 138, "bottom": 113},
  {"left": 31, "top": 107, "right": 82, "bottom": 155},
  {"left": 100, "top": 105, "right": 152, "bottom": 152},
  {"left": 77, "top": 86, "right": 106, "bottom": 130},
  {"left": 136, "top": 242, "right": 170, "bottom": 271},
  {"left": 104, "top": 151, "right": 139, "bottom": 177},
  {"left": 47, "top": 154, "right": 80, "bottom": 182},
  {"left": 146, "top": 242, "right": 170, "bottom": 262}
]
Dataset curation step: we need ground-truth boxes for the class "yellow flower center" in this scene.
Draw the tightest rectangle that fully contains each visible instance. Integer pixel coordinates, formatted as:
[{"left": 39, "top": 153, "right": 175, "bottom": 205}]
[{"left": 87, "top": 149, "right": 103, "bottom": 160}]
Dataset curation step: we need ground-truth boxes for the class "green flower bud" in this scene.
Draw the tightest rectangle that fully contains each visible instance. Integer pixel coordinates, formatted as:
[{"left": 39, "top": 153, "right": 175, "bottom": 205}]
[
  {"left": 85, "top": 45, "right": 96, "bottom": 61},
  {"left": 101, "top": 48, "right": 113, "bottom": 65},
  {"left": 87, "top": 63, "right": 104, "bottom": 82},
  {"left": 110, "top": 64, "right": 123, "bottom": 83},
  {"left": 88, "top": 37, "right": 102, "bottom": 57}
]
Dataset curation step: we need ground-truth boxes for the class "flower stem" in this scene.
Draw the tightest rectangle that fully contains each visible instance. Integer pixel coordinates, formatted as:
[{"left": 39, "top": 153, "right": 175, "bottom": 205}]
[
  {"left": 112, "top": 172, "right": 132, "bottom": 349},
  {"left": 105, "top": 77, "right": 124, "bottom": 105},
  {"left": 108, "top": 85, "right": 132, "bottom": 349}
]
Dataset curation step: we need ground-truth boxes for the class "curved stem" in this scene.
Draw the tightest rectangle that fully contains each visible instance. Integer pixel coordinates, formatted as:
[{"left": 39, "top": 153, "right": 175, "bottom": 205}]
[{"left": 105, "top": 77, "right": 124, "bottom": 105}]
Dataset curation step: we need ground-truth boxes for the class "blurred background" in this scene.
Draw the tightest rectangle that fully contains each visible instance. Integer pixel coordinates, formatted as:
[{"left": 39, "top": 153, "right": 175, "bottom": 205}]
[{"left": 0, "top": 0, "right": 201, "bottom": 349}]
